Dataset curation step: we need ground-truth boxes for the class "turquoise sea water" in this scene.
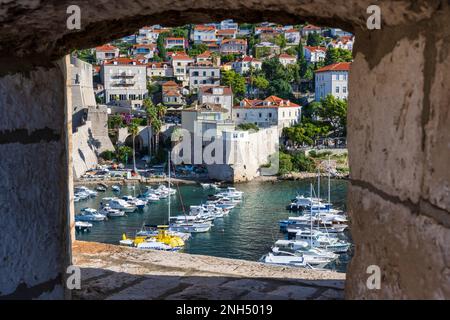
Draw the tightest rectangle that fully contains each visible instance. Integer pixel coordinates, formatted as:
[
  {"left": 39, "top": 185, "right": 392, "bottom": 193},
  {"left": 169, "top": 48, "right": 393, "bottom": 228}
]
[{"left": 75, "top": 179, "right": 351, "bottom": 272}]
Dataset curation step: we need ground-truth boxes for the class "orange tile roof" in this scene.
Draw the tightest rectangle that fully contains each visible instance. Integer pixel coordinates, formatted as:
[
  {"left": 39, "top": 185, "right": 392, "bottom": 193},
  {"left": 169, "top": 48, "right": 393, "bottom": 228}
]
[
  {"left": 304, "top": 46, "right": 327, "bottom": 53},
  {"left": 104, "top": 58, "right": 144, "bottom": 65},
  {"left": 315, "top": 62, "right": 351, "bottom": 73},
  {"left": 96, "top": 44, "right": 118, "bottom": 52},
  {"left": 303, "top": 24, "right": 321, "bottom": 30},
  {"left": 194, "top": 25, "right": 216, "bottom": 31},
  {"left": 279, "top": 53, "right": 296, "bottom": 59},
  {"left": 234, "top": 96, "right": 300, "bottom": 108}
]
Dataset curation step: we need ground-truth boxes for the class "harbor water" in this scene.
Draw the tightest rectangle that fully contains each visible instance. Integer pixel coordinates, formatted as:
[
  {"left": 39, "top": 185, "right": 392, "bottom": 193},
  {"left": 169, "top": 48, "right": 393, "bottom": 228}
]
[{"left": 75, "top": 179, "right": 351, "bottom": 272}]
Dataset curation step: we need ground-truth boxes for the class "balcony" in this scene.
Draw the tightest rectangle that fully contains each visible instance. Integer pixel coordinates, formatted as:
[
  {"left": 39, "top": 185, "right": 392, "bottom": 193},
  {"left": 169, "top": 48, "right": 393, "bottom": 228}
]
[
  {"left": 112, "top": 72, "right": 135, "bottom": 79},
  {"left": 112, "top": 80, "right": 135, "bottom": 87}
]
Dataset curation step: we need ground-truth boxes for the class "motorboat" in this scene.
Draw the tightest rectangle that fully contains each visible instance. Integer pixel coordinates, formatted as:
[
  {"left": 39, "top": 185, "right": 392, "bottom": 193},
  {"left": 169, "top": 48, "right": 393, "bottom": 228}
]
[
  {"left": 294, "top": 229, "right": 350, "bottom": 253},
  {"left": 108, "top": 198, "right": 137, "bottom": 213},
  {"left": 99, "top": 206, "right": 126, "bottom": 217},
  {"left": 170, "top": 220, "right": 212, "bottom": 233},
  {"left": 75, "top": 221, "right": 93, "bottom": 232},
  {"left": 280, "top": 215, "right": 348, "bottom": 233},
  {"left": 76, "top": 208, "right": 107, "bottom": 222},
  {"left": 122, "top": 195, "right": 146, "bottom": 210},
  {"left": 120, "top": 226, "right": 185, "bottom": 251},
  {"left": 136, "top": 225, "right": 191, "bottom": 241},
  {"left": 75, "top": 186, "right": 97, "bottom": 197},
  {"left": 260, "top": 253, "right": 307, "bottom": 268},
  {"left": 271, "top": 247, "right": 334, "bottom": 268},
  {"left": 112, "top": 185, "right": 121, "bottom": 192}
]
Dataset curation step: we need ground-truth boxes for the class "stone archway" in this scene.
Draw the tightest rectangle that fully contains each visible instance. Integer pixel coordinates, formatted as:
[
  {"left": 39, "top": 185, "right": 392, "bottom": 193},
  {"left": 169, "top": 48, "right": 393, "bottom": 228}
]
[{"left": 1, "top": 1, "right": 450, "bottom": 299}]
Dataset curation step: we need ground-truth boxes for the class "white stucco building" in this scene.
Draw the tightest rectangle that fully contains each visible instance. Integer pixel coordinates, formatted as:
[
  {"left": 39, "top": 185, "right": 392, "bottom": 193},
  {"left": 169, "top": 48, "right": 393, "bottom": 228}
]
[
  {"left": 192, "top": 25, "right": 217, "bottom": 44},
  {"left": 314, "top": 62, "right": 351, "bottom": 101},
  {"left": 171, "top": 53, "right": 194, "bottom": 85},
  {"left": 232, "top": 95, "right": 302, "bottom": 133},
  {"left": 188, "top": 65, "right": 221, "bottom": 93},
  {"left": 95, "top": 44, "right": 119, "bottom": 64},
  {"left": 278, "top": 53, "right": 297, "bottom": 67},
  {"left": 303, "top": 46, "right": 327, "bottom": 64},
  {"left": 198, "top": 86, "right": 233, "bottom": 116},
  {"left": 232, "top": 56, "right": 262, "bottom": 74},
  {"left": 101, "top": 58, "right": 148, "bottom": 106}
]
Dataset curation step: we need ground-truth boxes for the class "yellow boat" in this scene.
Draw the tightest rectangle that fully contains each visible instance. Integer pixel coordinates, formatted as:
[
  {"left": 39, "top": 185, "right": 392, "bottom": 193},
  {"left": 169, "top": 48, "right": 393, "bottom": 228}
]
[{"left": 119, "top": 225, "right": 184, "bottom": 249}]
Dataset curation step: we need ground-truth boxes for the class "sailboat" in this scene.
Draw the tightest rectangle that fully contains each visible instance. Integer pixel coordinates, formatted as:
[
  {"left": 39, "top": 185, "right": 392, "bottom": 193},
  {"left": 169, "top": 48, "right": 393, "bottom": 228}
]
[{"left": 169, "top": 151, "right": 212, "bottom": 233}]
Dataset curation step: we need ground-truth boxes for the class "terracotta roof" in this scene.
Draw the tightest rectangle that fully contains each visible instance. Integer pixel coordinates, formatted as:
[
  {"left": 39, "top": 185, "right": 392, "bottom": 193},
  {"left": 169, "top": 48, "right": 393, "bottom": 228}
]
[
  {"left": 96, "top": 44, "right": 118, "bottom": 52},
  {"left": 221, "top": 38, "right": 246, "bottom": 45},
  {"left": 194, "top": 25, "right": 216, "bottom": 31},
  {"left": 284, "top": 29, "right": 299, "bottom": 33},
  {"left": 104, "top": 58, "right": 144, "bottom": 65},
  {"left": 166, "top": 37, "right": 185, "bottom": 41},
  {"left": 197, "top": 51, "right": 212, "bottom": 58},
  {"left": 163, "top": 89, "right": 182, "bottom": 97},
  {"left": 200, "top": 86, "right": 233, "bottom": 95},
  {"left": 315, "top": 62, "right": 351, "bottom": 73},
  {"left": 304, "top": 46, "right": 327, "bottom": 53},
  {"left": 234, "top": 96, "right": 300, "bottom": 109},
  {"left": 147, "top": 62, "right": 171, "bottom": 68},
  {"left": 133, "top": 44, "right": 156, "bottom": 49},
  {"left": 279, "top": 53, "right": 296, "bottom": 59},
  {"left": 241, "top": 56, "right": 260, "bottom": 63},
  {"left": 171, "top": 53, "right": 193, "bottom": 61},
  {"left": 162, "top": 80, "right": 179, "bottom": 87},
  {"left": 303, "top": 25, "right": 321, "bottom": 30},
  {"left": 217, "top": 29, "right": 236, "bottom": 35},
  {"left": 183, "top": 103, "right": 228, "bottom": 113}
]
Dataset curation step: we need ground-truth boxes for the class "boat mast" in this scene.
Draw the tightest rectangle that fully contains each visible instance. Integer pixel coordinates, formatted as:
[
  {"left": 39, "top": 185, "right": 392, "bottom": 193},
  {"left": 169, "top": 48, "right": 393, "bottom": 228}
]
[
  {"left": 168, "top": 150, "right": 171, "bottom": 223},
  {"left": 310, "top": 183, "right": 313, "bottom": 248},
  {"left": 328, "top": 155, "right": 331, "bottom": 213}
]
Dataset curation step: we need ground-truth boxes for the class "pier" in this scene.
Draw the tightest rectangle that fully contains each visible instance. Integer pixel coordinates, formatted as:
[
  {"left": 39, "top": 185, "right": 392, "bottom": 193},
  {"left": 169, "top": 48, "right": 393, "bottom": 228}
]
[{"left": 73, "top": 241, "right": 345, "bottom": 300}]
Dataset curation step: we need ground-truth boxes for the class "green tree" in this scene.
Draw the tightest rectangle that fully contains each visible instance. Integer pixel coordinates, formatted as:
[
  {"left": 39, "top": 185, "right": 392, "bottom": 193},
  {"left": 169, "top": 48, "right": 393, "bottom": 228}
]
[
  {"left": 306, "top": 33, "right": 322, "bottom": 46},
  {"left": 272, "top": 34, "right": 287, "bottom": 49},
  {"left": 324, "top": 48, "right": 353, "bottom": 65},
  {"left": 221, "top": 70, "right": 246, "bottom": 101},
  {"left": 251, "top": 75, "right": 269, "bottom": 97},
  {"left": 317, "top": 94, "right": 348, "bottom": 136},
  {"left": 292, "top": 152, "right": 316, "bottom": 172},
  {"left": 237, "top": 123, "right": 259, "bottom": 131},
  {"left": 188, "top": 43, "right": 208, "bottom": 57},
  {"left": 267, "top": 79, "right": 292, "bottom": 99},
  {"left": 117, "top": 146, "right": 133, "bottom": 165},
  {"left": 278, "top": 152, "right": 293, "bottom": 175},
  {"left": 157, "top": 32, "right": 169, "bottom": 60},
  {"left": 128, "top": 120, "right": 139, "bottom": 172}
]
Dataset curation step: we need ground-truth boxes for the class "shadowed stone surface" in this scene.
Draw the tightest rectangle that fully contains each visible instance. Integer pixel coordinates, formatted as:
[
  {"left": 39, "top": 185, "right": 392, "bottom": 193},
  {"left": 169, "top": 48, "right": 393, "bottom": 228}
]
[{"left": 73, "top": 241, "right": 345, "bottom": 300}]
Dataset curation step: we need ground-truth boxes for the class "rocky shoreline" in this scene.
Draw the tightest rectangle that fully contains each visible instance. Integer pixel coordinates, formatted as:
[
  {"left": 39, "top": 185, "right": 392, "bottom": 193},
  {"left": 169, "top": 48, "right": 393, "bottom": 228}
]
[{"left": 74, "top": 171, "right": 349, "bottom": 187}]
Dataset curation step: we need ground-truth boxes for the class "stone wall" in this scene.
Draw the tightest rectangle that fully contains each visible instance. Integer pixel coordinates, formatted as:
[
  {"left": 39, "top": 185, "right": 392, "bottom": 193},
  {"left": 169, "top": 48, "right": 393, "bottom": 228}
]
[
  {"left": 1, "top": 0, "right": 450, "bottom": 299},
  {"left": 0, "top": 59, "right": 71, "bottom": 299},
  {"left": 345, "top": 8, "right": 450, "bottom": 299},
  {"left": 207, "top": 127, "right": 278, "bottom": 182},
  {"left": 72, "top": 121, "right": 100, "bottom": 179}
]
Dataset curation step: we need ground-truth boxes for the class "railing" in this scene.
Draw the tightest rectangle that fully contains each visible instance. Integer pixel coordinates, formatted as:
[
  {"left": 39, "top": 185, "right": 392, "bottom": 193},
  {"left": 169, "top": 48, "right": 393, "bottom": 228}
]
[{"left": 112, "top": 72, "right": 135, "bottom": 79}]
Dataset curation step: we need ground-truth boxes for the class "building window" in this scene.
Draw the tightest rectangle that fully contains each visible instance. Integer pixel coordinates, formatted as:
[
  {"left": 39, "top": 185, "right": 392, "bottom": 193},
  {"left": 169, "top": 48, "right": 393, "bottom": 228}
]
[
  {"left": 268, "top": 113, "right": 272, "bottom": 118},
  {"left": 336, "top": 86, "right": 340, "bottom": 93},
  {"left": 343, "top": 86, "right": 347, "bottom": 93},
  {"left": 236, "top": 113, "right": 239, "bottom": 118},
  {"left": 194, "top": 80, "right": 198, "bottom": 84},
  {"left": 259, "top": 113, "right": 262, "bottom": 118}
]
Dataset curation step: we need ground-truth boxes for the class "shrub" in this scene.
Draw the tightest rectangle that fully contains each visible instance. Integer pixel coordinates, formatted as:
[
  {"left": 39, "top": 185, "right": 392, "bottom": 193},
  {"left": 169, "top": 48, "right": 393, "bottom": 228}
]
[
  {"left": 237, "top": 123, "right": 259, "bottom": 132},
  {"left": 292, "top": 152, "right": 316, "bottom": 172},
  {"left": 278, "top": 152, "right": 293, "bottom": 175},
  {"left": 100, "top": 150, "right": 115, "bottom": 161}
]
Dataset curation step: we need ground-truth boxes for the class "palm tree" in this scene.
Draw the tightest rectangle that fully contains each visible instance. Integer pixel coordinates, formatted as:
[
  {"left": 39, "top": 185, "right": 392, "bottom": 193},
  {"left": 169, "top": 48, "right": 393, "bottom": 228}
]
[
  {"left": 144, "top": 98, "right": 156, "bottom": 159},
  {"left": 128, "top": 121, "right": 139, "bottom": 173},
  {"left": 154, "top": 103, "right": 167, "bottom": 152}
]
